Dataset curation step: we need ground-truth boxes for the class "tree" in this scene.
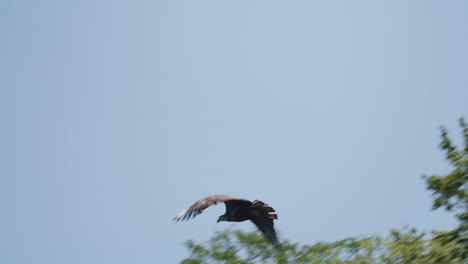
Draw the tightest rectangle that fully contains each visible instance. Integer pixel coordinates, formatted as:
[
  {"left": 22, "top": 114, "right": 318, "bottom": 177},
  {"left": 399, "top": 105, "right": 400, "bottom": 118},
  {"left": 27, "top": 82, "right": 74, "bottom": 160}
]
[
  {"left": 180, "top": 118, "right": 468, "bottom": 263},
  {"left": 180, "top": 227, "right": 465, "bottom": 264},
  {"left": 423, "top": 118, "right": 467, "bottom": 258}
]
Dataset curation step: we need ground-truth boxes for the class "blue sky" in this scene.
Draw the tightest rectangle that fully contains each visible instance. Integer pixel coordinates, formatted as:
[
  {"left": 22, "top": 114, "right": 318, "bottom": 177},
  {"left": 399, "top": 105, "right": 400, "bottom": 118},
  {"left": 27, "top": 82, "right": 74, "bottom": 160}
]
[{"left": 2, "top": 0, "right": 468, "bottom": 263}]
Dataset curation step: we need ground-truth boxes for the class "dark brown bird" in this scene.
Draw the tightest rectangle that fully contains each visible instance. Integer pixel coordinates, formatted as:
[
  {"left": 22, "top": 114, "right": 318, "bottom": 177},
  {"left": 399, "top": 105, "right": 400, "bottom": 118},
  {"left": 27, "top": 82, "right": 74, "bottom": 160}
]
[{"left": 173, "top": 194, "right": 280, "bottom": 246}]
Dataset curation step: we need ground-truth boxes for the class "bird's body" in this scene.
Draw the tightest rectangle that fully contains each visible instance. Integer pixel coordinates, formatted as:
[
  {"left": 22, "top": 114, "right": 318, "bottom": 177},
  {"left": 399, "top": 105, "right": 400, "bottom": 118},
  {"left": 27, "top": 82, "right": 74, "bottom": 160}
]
[{"left": 173, "top": 195, "right": 280, "bottom": 246}]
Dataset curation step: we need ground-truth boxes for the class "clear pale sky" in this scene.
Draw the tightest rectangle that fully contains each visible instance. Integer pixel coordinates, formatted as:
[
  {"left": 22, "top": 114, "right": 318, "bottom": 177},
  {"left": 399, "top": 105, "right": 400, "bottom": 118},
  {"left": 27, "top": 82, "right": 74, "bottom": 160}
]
[{"left": 2, "top": 1, "right": 468, "bottom": 263}]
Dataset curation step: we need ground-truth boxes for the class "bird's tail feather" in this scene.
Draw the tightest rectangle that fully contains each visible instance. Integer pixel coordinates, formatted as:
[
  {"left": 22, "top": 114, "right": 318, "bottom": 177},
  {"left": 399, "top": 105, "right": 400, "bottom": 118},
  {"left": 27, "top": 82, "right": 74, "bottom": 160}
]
[{"left": 251, "top": 200, "right": 278, "bottom": 220}]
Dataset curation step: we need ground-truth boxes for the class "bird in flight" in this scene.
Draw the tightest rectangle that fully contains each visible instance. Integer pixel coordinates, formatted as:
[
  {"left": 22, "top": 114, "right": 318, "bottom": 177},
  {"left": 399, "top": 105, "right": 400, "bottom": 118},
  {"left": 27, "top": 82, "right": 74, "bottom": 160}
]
[{"left": 173, "top": 194, "right": 280, "bottom": 246}]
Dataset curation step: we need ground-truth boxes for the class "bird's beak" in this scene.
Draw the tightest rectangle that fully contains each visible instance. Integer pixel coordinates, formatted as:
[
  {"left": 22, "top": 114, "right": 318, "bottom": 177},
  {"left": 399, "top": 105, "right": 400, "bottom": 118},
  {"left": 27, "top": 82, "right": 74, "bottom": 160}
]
[{"left": 216, "top": 219, "right": 221, "bottom": 223}]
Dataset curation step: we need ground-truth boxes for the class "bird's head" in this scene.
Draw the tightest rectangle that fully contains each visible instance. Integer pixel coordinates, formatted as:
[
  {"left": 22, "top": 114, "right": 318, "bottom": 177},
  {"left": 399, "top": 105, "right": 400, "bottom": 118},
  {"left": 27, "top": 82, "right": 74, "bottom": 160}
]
[{"left": 217, "top": 215, "right": 226, "bottom": 223}]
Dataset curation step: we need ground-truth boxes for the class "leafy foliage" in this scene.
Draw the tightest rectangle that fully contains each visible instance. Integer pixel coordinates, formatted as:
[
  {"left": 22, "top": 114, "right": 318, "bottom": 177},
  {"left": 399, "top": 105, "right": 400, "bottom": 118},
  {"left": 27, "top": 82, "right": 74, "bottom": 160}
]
[
  {"left": 422, "top": 118, "right": 467, "bottom": 256},
  {"left": 181, "top": 227, "right": 465, "bottom": 264},
  {"left": 424, "top": 118, "right": 467, "bottom": 214},
  {"left": 180, "top": 118, "right": 468, "bottom": 263}
]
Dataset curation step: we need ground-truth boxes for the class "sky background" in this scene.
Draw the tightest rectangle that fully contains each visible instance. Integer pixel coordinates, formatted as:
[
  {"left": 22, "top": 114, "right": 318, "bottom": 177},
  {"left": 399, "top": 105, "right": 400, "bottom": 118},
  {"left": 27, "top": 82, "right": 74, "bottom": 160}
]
[{"left": 2, "top": 0, "right": 468, "bottom": 263}]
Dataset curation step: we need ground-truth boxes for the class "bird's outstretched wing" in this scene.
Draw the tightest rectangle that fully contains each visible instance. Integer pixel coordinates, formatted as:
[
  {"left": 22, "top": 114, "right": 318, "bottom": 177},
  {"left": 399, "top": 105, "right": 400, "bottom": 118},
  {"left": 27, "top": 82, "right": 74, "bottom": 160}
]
[
  {"left": 173, "top": 195, "right": 248, "bottom": 221},
  {"left": 250, "top": 216, "right": 281, "bottom": 246},
  {"left": 249, "top": 200, "right": 280, "bottom": 246}
]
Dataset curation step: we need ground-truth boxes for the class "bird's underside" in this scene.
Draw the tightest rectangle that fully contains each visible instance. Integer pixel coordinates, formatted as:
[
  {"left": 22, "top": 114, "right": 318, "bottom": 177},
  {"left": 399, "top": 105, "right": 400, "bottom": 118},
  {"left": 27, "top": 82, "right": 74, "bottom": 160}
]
[{"left": 173, "top": 194, "right": 280, "bottom": 246}]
